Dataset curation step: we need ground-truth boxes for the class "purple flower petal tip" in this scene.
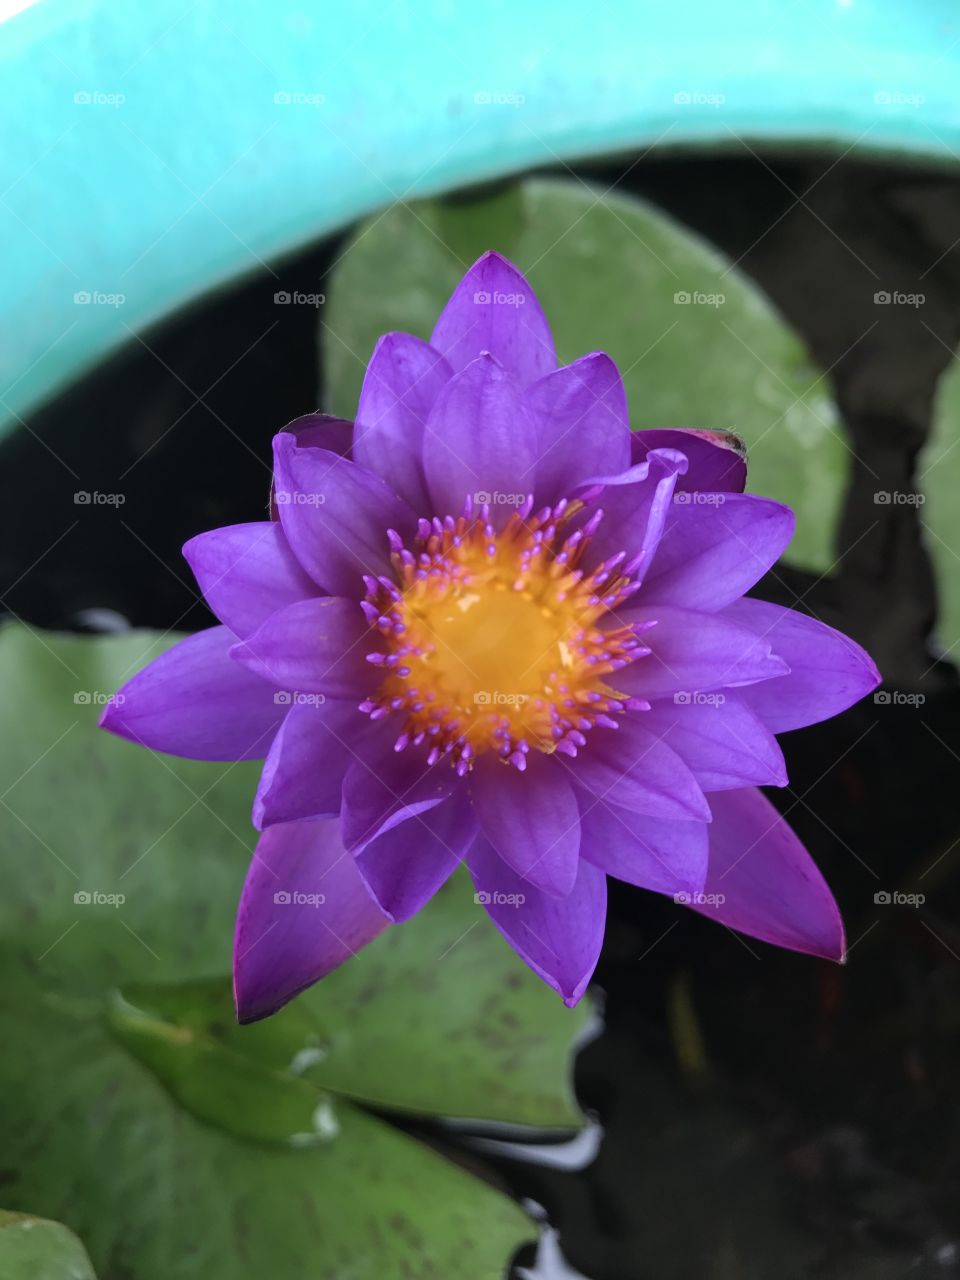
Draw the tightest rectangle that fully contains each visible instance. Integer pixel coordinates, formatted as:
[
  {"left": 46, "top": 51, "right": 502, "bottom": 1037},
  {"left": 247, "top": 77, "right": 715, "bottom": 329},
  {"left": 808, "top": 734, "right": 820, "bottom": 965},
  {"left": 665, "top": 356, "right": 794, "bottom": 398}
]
[
  {"left": 431, "top": 252, "right": 556, "bottom": 388},
  {"left": 101, "top": 249, "right": 882, "bottom": 1014},
  {"left": 233, "top": 819, "right": 388, "bottom": 1023},
  {"left": 688, "top": 789, "right": 846, "bottom": 962},
  {"left": 98, "top": 627, "right": 283, "bottom": 761}
]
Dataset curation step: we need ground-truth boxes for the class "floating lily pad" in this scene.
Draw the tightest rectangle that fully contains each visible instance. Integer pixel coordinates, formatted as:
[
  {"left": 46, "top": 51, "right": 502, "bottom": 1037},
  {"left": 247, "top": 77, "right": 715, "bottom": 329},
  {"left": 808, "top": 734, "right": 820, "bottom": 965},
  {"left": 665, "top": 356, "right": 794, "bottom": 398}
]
[
  {"left": 0, "top": 626, "right": 588, "bottom": 1279},
  {"left": 323, "top": 178, "right": 848, "bottom": 571},
  {"left": 0, "top": 1211, "right": 98, "bottom": 1280},
  {"left": 921, "top": 358, "right": 960, "bottom": 654}
]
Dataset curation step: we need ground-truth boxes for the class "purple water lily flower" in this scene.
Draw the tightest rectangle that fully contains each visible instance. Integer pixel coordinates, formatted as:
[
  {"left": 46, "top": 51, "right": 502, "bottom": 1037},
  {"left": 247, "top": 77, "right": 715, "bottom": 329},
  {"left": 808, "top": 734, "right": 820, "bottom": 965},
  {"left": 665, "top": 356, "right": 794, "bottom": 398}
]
[{"left": 101, "top": 252, "right": 880, "bottom": 1022}]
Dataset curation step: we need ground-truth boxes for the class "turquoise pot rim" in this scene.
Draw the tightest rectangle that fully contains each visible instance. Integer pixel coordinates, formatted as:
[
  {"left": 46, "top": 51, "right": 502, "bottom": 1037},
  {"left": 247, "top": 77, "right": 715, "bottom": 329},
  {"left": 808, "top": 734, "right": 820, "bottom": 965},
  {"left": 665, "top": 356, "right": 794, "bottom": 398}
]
[{"left": 2, "top": 0, "right": 959, "bottom": 436}]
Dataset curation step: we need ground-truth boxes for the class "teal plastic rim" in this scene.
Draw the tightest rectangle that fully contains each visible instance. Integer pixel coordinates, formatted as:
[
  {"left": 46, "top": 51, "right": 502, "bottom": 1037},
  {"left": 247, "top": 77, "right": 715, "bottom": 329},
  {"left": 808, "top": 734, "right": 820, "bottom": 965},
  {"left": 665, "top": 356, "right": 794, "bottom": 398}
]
[{"left": 2, "top": 0, "right": 959, "bottom": 435}]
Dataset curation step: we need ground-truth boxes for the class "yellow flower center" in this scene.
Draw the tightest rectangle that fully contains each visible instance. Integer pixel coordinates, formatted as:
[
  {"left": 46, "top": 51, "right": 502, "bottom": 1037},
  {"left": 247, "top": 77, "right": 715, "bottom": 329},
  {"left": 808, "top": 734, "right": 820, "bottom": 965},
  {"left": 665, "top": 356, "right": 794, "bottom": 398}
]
[{"left": 361, "top": 499, "right": 648, "bottom": 772}]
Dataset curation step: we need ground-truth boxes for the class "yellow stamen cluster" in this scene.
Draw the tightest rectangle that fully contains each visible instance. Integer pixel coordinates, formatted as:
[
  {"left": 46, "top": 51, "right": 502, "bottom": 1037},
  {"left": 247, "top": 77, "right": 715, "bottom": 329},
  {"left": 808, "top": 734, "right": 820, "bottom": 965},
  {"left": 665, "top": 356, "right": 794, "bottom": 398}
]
[{"left": 359, "top": 498, "right": 648, "bottom": 773}]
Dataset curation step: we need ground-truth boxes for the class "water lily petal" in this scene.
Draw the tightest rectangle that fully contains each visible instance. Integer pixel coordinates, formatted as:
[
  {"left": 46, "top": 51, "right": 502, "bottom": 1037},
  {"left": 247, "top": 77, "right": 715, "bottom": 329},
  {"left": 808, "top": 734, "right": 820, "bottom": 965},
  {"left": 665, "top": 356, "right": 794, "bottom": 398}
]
[
  {"left": 614, "top": 605, "right": 790, "bottom": 700},
  {"left": 268, "top": 415, "right": 353, "bottom": 519},
  {"left": 431, "top": 250, "right": 555, "bottom": 386},
  {"left": 577, "top": 449, "right": 687, "bottom": 578},
  {"left": 688, "top": 788, "right": 845, "bottom": 960},
  {"left": 471, "top": 752, "right": 581, "bottom": 897},
  {"left": 280, "top": 412, "right": 354, "bottom": 456},
  {"left": 633, "top": 427, "right": 747, "bottom": 493},
  {"left": 642, "top": 691, "right": 787, "bottom": 790},
  {"left": 340, "top": 745, "right": 452, "bottom": 853},
  {"left": 469, "top": 835, "right": 606, "bottom": 1006},
  {"left": 641, "top": 494, "right": 795, "bottom": 611},
  {"left": 354, "top": 332, "right": 453, "bottom": 514},
  {"left": 273, "top": 432, "right": 414, "bottom": 595},
  {"left": 100, "top": 626, "right": 282, "bottom": 761},
  {"left": 525, "top": 352, "right": 631, "bottom": 505},
  {"left": 229, "top": 597, "right": 373, "bottom": 699},
  {"left": 355, "top": 788, "right": 476, "bottom": 923},
  {"left": 578, "top": 795, "right": 709, "bottom": 896},
  {"left": 724, "top": 598, "right": 881, "bottom": 732},
  {"left": 183, "top": 521, "right": 317, "bottom": 639},
  {"left": 572, "top": 714, "right": 711, "bottom": 822},
  {"left": 422, "top": 353, "right": 540, "bottom": 520},
  {"left": 253, "top": 698, "right": 374, "bottom": 829},
  {"left": 233, "top": 818, "right": 388, "bottom": 1023}
]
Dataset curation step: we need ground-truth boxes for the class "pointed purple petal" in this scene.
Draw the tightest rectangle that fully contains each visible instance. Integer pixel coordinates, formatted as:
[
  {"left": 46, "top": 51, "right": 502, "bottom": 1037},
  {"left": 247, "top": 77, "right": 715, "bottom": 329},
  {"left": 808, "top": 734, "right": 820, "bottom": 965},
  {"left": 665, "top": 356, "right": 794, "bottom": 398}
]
[
  {"left": 723, "top": 599, "right": 881, "bottom": 732},
  {"left": 272, "top": 432, "right": 414, "bottom": 596},
  {"left": 572, "top": 714, "right": 711, "bottom": 822},
  {"left": 355, "top": 788, "right": 476, "bottom": 923},
  {"left": 578, "top": 795, "right": 709, "bottom": 896},
  {"left": 183, "top": 522, "right": 317, "bottom": 639},
  {"left": 422, "top": 353, "right": 540, "bottom": 520},
  {"left": 642, "top": 692, "right": 787, "bottom": 791},
  {"left": 642, "top": 494, "right": 795, "bottom": 612},
  {"left": 632, "top": 428, "right": 747, "bottom": 494},
  {"left": 229, "top": 597, "right": 373, "bottom": 699},
  {"left": 613, "top": 605, "right": 790, "bottom": 700},
  {"left": 469, "top": 834, "right": 606, "bottom": 1005},
  {"left": 431, "top": 251, "right": 555, "bottom": 387},
  {"left": 233, "top": 818, "right": 388, "bottom": 1023},
  {"left": 525, "top": 352, "right": 631, "bottom": 504},
  {"left": 100, "top": 626, "right": 282, "bottom": 761},
  {"left": 689, "top": 788, "right": 845, "bottom": 961},
  {"left": 353, "top": 332, "right": 452, "bottom": 514},
  {"left": 471, "top": 753, "right": 581, "bottom": 897},
  {"left": 253, "top": 698, "right": 372, "bottom": 829}
]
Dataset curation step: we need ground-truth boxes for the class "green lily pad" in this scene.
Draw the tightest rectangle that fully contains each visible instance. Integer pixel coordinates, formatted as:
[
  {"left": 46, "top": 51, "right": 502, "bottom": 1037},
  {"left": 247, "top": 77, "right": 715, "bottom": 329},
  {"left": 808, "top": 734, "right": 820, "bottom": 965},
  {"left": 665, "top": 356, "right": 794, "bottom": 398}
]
[
  {"left": 0, "top": 625, "right": 589, "bottom": 1279},
  {"left": 121, "top": 885, "right": 587, "bottom": 1129},
  {"left": 323, "top": 178, "right": 848, "bottom": 572},
  {"left": 921, "top": 358, "right": 960, "bottom": 655},
  {"left": 0, "top": 1211, "right": 98, "bottom": 1280}
]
